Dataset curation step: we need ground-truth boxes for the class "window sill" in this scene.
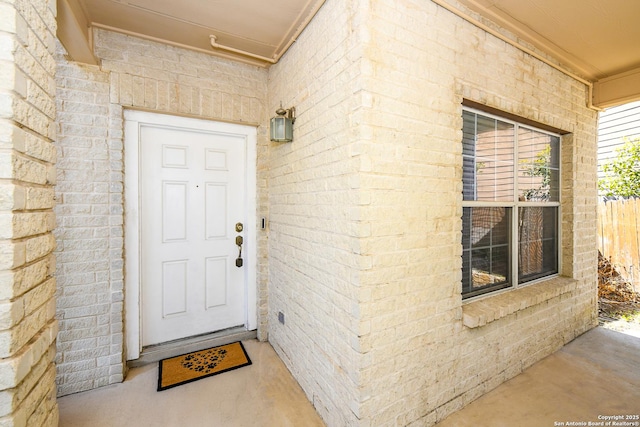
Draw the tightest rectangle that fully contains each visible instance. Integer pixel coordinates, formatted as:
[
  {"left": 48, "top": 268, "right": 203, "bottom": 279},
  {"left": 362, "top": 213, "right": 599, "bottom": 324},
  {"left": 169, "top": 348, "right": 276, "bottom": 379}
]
[{"left": 462, "top": 276, "right": 578, "bottom": 328}]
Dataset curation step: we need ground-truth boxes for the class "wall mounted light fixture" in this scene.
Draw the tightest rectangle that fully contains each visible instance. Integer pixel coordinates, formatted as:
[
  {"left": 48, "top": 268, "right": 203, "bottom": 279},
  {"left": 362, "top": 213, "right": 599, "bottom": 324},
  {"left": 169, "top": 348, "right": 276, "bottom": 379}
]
[{"left": 270, "top": 104, "right": 295, "bottom": 142}]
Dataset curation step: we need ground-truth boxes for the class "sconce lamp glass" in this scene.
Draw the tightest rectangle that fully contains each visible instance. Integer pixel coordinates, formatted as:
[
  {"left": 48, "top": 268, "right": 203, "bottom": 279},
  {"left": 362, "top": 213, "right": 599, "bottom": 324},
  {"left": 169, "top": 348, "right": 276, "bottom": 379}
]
[{"left": 270, "top": 106, "right": 295, "bottom": 142}]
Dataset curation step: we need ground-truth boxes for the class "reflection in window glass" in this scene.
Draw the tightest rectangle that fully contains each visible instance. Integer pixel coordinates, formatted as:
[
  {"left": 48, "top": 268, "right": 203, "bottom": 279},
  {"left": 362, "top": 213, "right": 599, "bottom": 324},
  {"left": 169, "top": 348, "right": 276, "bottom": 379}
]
[
  {"left": 518, "top": 207, "right": 558, "bottom": 282},
  {"left": 462, "top": 207, "right": 511, "bottom": 297},
  {"left": 517, "top": 128, "right": 560, "bottom": 202},
  {"left": 461, "top": 108, "right": 560, "bottom": 299},
  {"left": 462, "top": 111, "right": 515, "bottom": 202}
]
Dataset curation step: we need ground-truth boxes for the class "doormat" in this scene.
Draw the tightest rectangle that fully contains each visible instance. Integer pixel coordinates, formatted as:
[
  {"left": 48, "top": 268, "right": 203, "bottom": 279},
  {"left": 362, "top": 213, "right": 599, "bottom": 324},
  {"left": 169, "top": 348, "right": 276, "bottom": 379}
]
[{"left": 157, "top": 341, "right": 252, "bottom": 391}]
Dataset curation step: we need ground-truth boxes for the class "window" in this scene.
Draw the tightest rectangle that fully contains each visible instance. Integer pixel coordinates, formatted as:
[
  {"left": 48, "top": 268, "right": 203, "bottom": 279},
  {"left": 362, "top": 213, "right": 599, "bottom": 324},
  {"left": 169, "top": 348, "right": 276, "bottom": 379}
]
[{"left": 461, "top": 108, "right": 560, "bottom": 299}]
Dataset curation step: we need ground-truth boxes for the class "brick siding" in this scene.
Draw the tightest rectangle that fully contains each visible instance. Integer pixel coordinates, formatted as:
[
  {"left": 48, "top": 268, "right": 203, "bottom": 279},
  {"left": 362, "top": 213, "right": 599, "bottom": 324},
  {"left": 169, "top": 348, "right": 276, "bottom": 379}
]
[
  {"left": 54, "top": 54, "right": 120, "bottom": 396},
  {"left": 267, "top": 0, "right": 598, "bottom": 425},
  {"left": 0, "top": 0, "right": 59, "bottom": 425}
]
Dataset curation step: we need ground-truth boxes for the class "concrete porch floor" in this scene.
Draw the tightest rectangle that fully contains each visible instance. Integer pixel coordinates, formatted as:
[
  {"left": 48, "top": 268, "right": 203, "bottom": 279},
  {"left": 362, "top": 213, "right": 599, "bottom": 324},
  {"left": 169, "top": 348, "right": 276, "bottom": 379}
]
[
  {"left": 58, "top": 327, "right": 640, "bottom": 427},
  {"left": 58, "top": 340, "right": 325, "bottom": 427},
  {"left": 436, "top": 326, "right": 640, "bottom": 427}
]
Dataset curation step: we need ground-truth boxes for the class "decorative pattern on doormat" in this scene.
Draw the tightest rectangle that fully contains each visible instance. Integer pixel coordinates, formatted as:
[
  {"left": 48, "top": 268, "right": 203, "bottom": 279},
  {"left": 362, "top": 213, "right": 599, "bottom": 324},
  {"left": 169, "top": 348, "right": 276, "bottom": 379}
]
[{"left": 157, "top": 341, "right": 252, "bottom": 391}]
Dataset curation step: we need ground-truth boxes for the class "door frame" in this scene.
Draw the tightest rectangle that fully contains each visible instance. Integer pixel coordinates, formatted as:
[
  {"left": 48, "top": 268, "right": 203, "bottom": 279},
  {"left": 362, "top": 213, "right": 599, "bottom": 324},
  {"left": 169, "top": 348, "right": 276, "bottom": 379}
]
[{"left": 123, "top": 109, "right": 257, "bottom": 360}]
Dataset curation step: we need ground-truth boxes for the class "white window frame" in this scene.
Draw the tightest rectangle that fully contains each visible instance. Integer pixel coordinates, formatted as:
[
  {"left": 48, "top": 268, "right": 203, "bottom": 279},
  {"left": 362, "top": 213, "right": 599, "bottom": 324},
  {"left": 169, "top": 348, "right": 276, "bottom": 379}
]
[{"left": 462, "top": 106, "right": 562, "bottom": 300}]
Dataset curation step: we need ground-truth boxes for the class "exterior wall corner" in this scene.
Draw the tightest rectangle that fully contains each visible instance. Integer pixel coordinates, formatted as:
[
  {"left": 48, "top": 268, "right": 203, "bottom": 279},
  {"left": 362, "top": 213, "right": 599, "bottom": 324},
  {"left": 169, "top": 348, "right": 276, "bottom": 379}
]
[{"left": 0, "top": 0, "right": 59, "bottom": 425}]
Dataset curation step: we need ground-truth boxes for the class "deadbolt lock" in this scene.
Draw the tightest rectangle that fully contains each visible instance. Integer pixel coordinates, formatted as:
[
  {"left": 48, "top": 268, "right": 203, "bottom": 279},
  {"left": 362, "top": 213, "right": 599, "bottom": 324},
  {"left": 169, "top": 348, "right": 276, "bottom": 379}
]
[{"left": 235, "top": 222, "right": 243, "bottom": 232}]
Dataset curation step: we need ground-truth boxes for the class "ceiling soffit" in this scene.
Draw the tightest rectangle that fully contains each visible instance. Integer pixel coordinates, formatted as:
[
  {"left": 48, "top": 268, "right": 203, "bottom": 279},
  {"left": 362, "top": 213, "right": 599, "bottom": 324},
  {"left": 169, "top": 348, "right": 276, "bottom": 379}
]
[
  {"left": 454, "top": 0, "right": 640, "bottom": 108},
  {"left": 57, "top": 0, "right": 640, "bottom": 107},
  {"left": 63, "top": 0, "right": 326, "bottom": 66}
]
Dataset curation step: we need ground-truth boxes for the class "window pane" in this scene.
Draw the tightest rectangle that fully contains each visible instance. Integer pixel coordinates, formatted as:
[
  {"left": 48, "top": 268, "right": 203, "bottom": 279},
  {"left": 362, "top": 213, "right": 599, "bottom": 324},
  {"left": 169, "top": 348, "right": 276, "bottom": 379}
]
[
  {"left": 462, "top": 112, "right": 514, "bottom": 201},
  {"left": 548, "top": 135, "right": 560, "bottom": 169},
  {"left": 462, "top": 111, "right": 477, "bottom": 201},
  {"left": 462, "top": 249, "right": 472, "bottom": 294},
  {"left": 518, "top": 207, "right": 558, "bottom": 282},
  {"left": 462, "top": 111, "right": 476, "bottom": 157},
  {"left": 518, "top": 128, "right": 560, "bottom": 202},
  {"left": 490, "top": 245, "right": 510, "bottom": 283},
  {"left": 475, "top": 159, "right": 514, "bottom": 201},
  {"left": 461, "top": 207, "right": 511, "bottom": 298},
  {"left": 476, "top": 119, "right": 514, "bottom": 201},
  {"left": 462, "top": 208, "right": 472, "bottom": 250},
  {"left": 463, "top": 157, "right": 476, "bottom": 200},
  {"left": 548, "top": 169, "right": 560, "bottom": 201},
  {"left": 470, "top": 207, "right": 508, "bottom": 248}
]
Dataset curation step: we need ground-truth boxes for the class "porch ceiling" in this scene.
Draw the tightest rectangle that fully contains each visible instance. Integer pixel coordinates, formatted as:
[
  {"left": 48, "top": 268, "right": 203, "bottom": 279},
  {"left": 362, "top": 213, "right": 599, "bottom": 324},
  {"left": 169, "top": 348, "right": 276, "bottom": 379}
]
[
  {"left": 57, "top": 0, "right": 640, "bottom": 109},
  {"left": 456, "top": 0, "right": 640, "bottom": 109}
]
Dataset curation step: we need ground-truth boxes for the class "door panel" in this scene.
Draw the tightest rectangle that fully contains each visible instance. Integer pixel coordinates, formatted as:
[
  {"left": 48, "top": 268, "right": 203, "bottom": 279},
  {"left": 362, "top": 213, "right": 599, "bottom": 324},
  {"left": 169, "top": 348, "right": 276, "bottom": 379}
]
[
  {"left": 163, "top": 181, "right": 188, "bottom": 241},
  {"left": 140, "top": 124, "right": 247, "bottom": 346},
  {"left": 162, "top": 260, "right": 188, "bottom": 316},
  {"left": 205, "top": 183, "right": 227, "bottom": 238},
  {"left": 205, "top": 257, "right": 227, "bottom": 308}
]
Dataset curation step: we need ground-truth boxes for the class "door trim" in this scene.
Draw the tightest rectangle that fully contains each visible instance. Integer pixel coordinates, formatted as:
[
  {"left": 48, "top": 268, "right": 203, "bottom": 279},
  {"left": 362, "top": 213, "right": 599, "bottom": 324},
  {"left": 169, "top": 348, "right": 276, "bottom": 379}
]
[{"left": 124, "top": 110, "right": 257, "bottom": 361}]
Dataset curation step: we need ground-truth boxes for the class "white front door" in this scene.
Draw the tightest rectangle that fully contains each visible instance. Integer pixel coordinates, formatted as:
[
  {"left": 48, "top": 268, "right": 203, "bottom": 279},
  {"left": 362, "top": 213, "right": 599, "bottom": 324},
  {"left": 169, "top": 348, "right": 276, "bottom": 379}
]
[{"left": 124, "top": 111, "right": 257, "bottom": 355}]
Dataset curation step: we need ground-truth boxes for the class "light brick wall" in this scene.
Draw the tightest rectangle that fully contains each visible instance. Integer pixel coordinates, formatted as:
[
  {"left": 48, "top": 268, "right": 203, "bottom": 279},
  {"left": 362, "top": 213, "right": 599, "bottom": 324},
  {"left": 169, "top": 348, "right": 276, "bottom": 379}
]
[
  {"left": 0, "top": 0, "right": 59, "bottom": 425},
  {"left": 358, "top": 2, "right": 597, "bottom": 424},
  {"left": 267, "top": 0, "right": 369, "bottom": 424},
  {"left": 54, "top": 29, "right": 269, "bottom": 396},
  {"left": 268, "top": 0, "right": 598, "bottom": 426},
  {"left": 54, "top": 51, "right": 122, "bottom": 396}
]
